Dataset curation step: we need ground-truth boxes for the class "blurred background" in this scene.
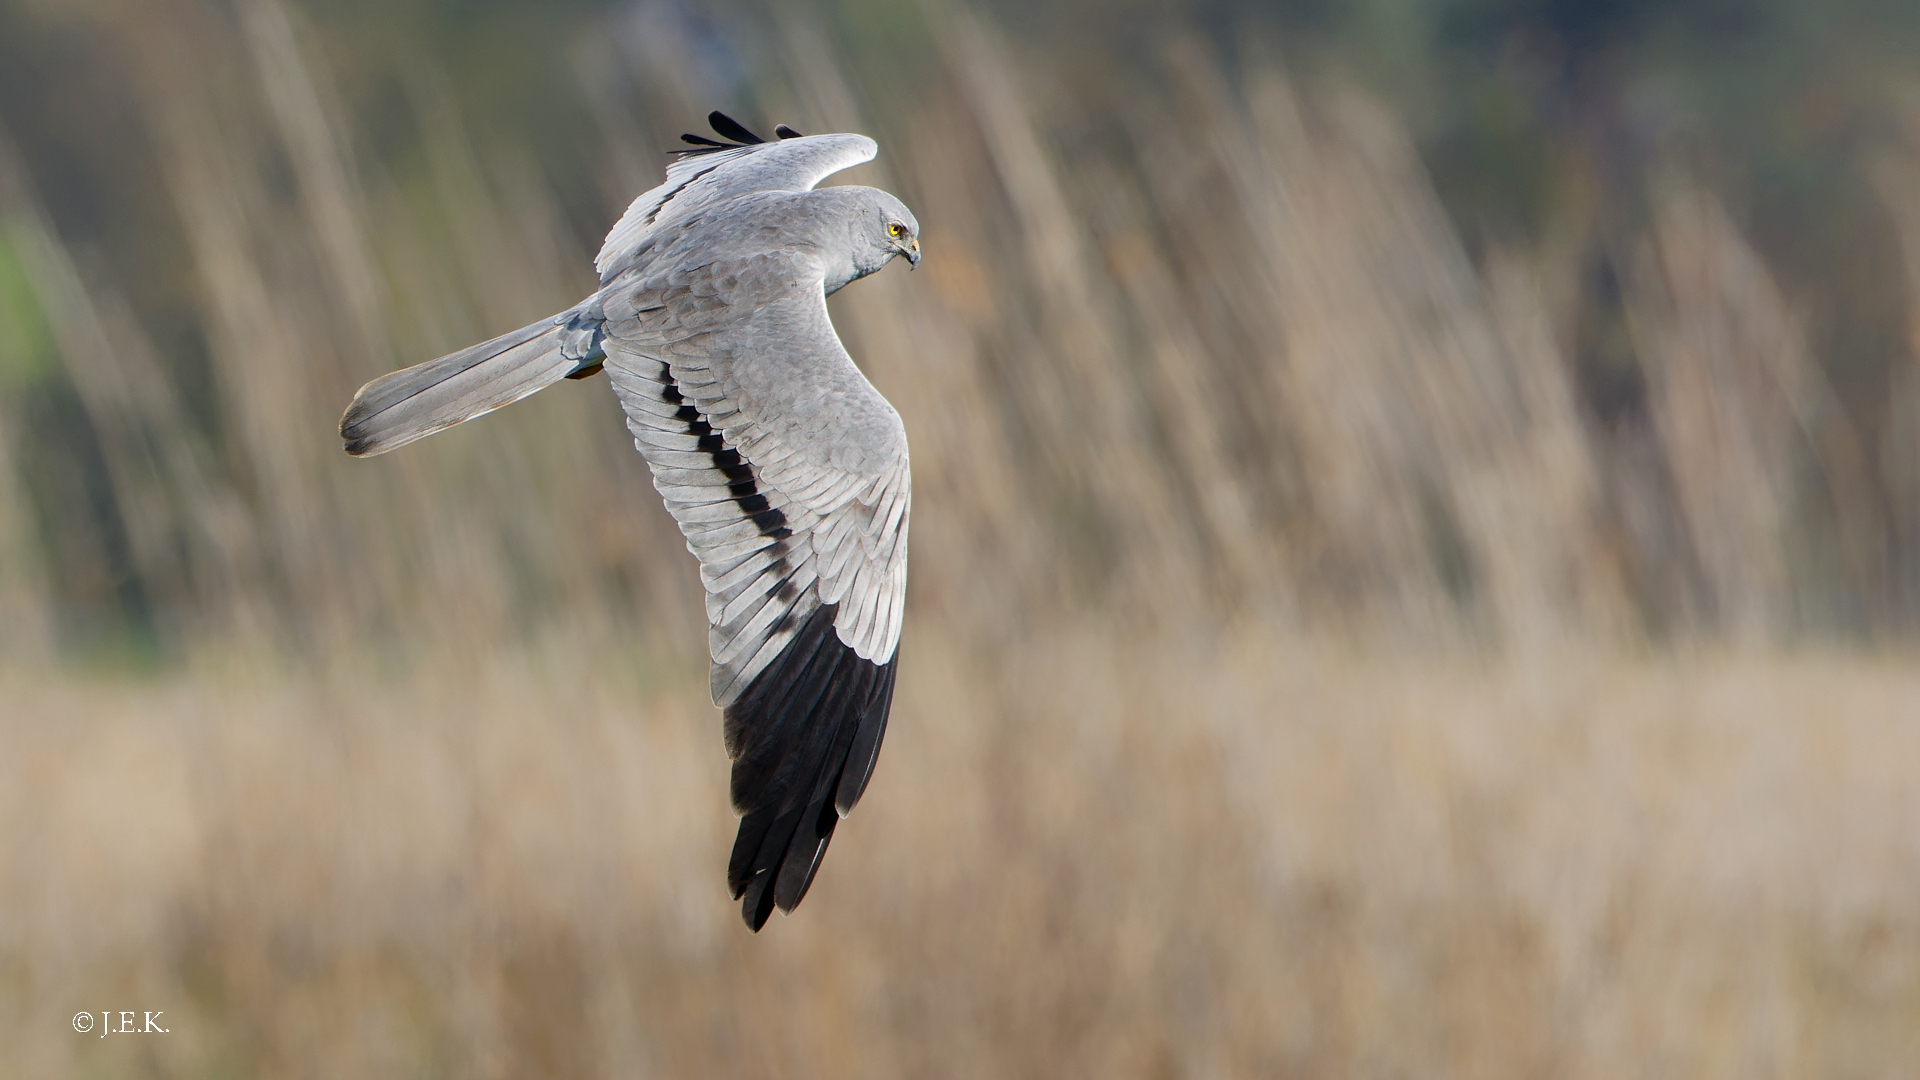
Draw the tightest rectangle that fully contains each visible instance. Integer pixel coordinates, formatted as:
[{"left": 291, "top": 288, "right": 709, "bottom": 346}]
[{"left": 4, "top": 0, "right": 1920, "bottom": 1075}]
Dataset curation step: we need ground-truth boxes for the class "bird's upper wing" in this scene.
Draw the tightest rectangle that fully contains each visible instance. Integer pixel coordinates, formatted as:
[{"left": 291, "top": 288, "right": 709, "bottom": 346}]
[
  {"left": 595, "top": 133, "right": 877, "bottom": 280},
  {"left": 598, "top": 246, "right": 908, "bottom": 929}
]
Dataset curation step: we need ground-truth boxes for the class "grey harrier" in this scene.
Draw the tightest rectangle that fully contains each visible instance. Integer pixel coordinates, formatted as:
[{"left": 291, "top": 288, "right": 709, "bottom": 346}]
[{"left": 340, "top": 112, "right": 917, "bottom": 932}]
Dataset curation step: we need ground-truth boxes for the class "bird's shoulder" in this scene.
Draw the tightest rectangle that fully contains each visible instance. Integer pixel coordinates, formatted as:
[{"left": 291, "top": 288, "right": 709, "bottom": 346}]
[{"left": 598, "top": 241, "right": 827, "bottom": 342}]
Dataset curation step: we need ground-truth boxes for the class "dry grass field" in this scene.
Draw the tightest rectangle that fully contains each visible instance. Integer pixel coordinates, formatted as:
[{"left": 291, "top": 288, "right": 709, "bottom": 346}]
[{"left": 6, "top": 627, "right": 1920, "bottom": 1078}]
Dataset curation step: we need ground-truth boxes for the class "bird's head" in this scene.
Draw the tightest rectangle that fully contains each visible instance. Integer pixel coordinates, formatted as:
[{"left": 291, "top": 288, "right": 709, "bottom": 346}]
[
  {"left": 863, "top": 189, "right": 920, "bottom": 270},
  {"left": 818, "top": 187, "right": 922, "bottom": 294},
  {"left": 883, "top": 212, "right": 921, "bottom": 270}
]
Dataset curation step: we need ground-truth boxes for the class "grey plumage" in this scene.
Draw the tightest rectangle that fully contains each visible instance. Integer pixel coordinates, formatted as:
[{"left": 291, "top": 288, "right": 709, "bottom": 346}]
[
  {"left": 338, "top": 113, "right": 918, "bottom": 931},
  {"left": 338, "top": 305, "right": 603, "bottom": 457}
]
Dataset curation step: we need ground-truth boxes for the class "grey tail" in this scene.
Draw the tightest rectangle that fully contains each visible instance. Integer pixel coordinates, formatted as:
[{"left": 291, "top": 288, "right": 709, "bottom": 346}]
[{"left": 340, "top": 307, "right": 603, "bottom": 457}]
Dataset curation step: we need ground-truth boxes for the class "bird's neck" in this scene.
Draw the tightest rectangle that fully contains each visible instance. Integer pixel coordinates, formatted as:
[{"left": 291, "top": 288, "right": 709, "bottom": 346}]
[
  {"left": 823, "top": 260, "right": 877, "bottom": 297},
  {"left": 800, "top": 190, "right": 883, "bottom": 297}
]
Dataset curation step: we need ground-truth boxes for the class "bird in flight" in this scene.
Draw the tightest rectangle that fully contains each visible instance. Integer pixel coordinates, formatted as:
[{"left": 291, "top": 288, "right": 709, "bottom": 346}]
[{"left": 339, "top": 112, "right": 918, "bottom": 931}]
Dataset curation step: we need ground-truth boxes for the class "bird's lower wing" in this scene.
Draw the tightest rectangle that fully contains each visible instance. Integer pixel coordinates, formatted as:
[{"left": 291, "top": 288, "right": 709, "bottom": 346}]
[{"left": 600, "top": 260, "right": 908, "bottom": 931}]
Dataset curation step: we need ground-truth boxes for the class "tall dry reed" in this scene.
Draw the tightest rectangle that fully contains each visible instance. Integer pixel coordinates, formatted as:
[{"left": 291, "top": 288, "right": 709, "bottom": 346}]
[{"left": 0, "top": 0, "right": 1903, "bottom": 654}]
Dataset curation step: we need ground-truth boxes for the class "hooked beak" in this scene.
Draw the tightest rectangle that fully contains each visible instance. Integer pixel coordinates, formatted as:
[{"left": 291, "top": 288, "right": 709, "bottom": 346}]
[{"left": 905, "top": 237, "right": 921, "bottom": 269}]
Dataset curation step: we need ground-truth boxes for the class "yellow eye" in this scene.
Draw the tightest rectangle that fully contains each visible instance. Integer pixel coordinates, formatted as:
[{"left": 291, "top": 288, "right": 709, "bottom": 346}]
[{"left": 888, "top": 222, "right": 905, "bottom": 238}]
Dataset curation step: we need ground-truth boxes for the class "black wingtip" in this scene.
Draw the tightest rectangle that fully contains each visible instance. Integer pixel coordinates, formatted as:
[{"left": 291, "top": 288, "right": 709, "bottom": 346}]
[
  {"left": 722, "top": 603, "right": 899, "bottom": 932},
  {"left": 743, "top": 868, "right": 780, "bottom": 931},
  {"left": 708, "top": 110, "right": 766, "bottom": 145},
  {"left": 675, "top": 112, "right": 778, "bottom": 156}
]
